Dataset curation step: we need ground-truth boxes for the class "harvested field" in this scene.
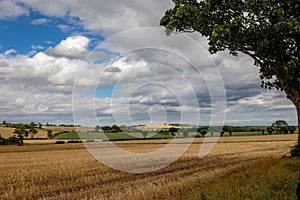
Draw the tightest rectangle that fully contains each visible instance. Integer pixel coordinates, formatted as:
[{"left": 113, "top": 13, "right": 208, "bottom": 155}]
[
  {"left": 135, "top": 124, "right": 181, "bottom": 130},
  {"left": 0, "top": 126, "right": 15, "bottom": 138},
  {"left": 0, "top": 126, "right": 94, "bottom": 139},
  {"left": 0, "top": 135, "right": 298, "bottom": 200},
  {"left": 0, "top": 126, "right": 48, "bottom": 139}
]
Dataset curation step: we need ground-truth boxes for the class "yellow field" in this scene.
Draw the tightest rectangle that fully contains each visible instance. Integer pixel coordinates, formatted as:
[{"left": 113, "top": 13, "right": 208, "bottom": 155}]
[
  {"left": 135, "top": 124, "right": 181, "bottom": 130},
  {"left": 0, "top": 126, "right": 58, "bottom": 139},
  {"left": 0, "top": 134, "right": 297, "bottom": 200},
  {"left": 0, "top": 126, "right": 15, "bottom": 138},
  {"left": 0, "top": 126, "right": 94, "bottom": 139}
]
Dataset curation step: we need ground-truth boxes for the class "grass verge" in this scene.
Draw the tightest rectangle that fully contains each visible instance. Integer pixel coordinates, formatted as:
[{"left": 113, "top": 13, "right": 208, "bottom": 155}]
[{"left": 191, "top": 157, "right": 300, "bottom": 200}]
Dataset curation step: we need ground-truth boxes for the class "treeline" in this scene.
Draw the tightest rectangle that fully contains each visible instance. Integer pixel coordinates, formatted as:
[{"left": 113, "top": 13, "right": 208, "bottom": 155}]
[
  {"left": 221, "top": 126, "right": 296, "bottom": 136},
  {"left": 45, "top": 123, "right": 80, "bottom": 127},
  {"left": 4, "top": 122, "right": 42, "bottom": 129},
  {"left": 157, "top": 122, "right": 297, "bottom": 138},
  {"left": 221, "top": 121, "right": 296, "bottom": 135},
  {"left": 97, "top": 125, "right": 123, "bottom": 133},
  {"left": 0, "top": 135, "right": 19, "bottom": 145},
  {"left": 158, "top": 126, "right": 210, "bottom": 137},
  {"left": 2, "top": 121, "right": 79, "bottom": 128}
]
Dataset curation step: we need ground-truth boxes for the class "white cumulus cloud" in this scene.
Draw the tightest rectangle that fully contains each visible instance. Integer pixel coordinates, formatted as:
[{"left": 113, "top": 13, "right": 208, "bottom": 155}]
[
  {"left": 0, "top": 0, "right": 28, "bottom": 19},
  {"left": 0, "top": 1, "right": 296, "bottom": 126},
  {"left": 45, "top": 36, "right": 91, "bottom": 59}
]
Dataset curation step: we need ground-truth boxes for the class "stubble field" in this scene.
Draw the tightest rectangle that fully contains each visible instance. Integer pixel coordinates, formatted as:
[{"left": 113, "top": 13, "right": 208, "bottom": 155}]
[{"left": 0, "top": 134, "right": 298, "bottom": 200}]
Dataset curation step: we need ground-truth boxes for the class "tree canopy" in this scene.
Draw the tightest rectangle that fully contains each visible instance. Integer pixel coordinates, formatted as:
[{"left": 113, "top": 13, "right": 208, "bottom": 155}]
[
  {"left": 160, "top": 0, "right": 300, "bottom": 143},
  {"left": 272, "top": 120, "right": 288, "bottom": 128}
]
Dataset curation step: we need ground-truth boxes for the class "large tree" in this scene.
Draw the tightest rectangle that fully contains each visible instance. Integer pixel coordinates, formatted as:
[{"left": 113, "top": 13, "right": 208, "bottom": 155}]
[{"left": 160, "top": 0, "right": 300, "bottom": 144}]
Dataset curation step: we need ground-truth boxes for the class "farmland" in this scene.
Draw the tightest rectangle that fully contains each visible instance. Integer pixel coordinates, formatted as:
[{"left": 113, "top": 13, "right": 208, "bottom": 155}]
[
  {"left": 0, "top": 125, "right": 94, "bottom": 140},
  {"left": 0, "top": 134, "right": 298, "bottom": 200}
]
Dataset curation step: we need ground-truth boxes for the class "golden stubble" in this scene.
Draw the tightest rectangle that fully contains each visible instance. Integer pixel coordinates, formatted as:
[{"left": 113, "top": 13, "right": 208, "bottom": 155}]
[{"left": 0, "top": 134, "right": 297, "bottom": 200}]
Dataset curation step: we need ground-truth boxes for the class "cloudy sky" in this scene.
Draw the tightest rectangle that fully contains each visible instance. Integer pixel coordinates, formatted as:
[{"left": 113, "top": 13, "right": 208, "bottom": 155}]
[{"left": 0, "top": 0, "right": 296, "bottom": 127}]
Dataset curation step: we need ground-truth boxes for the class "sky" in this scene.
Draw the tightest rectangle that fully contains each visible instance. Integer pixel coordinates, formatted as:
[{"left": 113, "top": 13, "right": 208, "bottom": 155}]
[{"left": 0, "top": 0, "right": 296, "bottom": 127}]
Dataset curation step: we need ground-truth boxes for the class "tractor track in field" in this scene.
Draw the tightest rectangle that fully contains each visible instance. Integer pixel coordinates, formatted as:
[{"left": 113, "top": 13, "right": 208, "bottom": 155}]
[{"left": 0, "top": 136, "right": 296, "bottom": 200}]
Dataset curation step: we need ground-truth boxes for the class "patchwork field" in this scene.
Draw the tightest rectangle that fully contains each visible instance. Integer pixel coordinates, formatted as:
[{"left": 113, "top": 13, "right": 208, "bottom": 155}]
[
  {"left": 0, "top": 126, "right": 94, "bottom": 139},
  {"left": 0, "top": 134, "right": 298, "bottom": 200}
]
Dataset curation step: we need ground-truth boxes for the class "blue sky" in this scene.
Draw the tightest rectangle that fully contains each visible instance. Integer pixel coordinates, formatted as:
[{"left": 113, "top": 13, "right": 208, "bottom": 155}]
[
  {"left": 1, "top": 14, "right": 66, "bottom": 54},
  {"left": 0, "top": 0, "right": 296, "bottom": 127},
  {"left": 0, "top": 12, "right": 103, "bottom": 55}
]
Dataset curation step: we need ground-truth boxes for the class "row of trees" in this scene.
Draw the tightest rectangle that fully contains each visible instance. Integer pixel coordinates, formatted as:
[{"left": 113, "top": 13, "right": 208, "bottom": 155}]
[
  {"left": 157, "top": 120, "right": 296, "bottom": 138},
  {"left": 12, "top": 123, "right": 40, "bottom": 146},
  {"left": 1, "top": 122, "right": 75, "bottom": 145},
  {"left": 1, "top": 122, "right": 50, "bottom": 146},
  {"left": 158, "top": 126, "right": 209, "bottom": 137},
  {"left": 97, "top": 125, "right": 123, "bottom": 133},
  {"left": 4, "top": 122, "right": 42, "bottom": 129},
  {"left": 222, "top": 121, "right": 296, "bottom": 135},
  {"left": 0, "top": 134, "right": 19, "bottom": 145},
  {"left": 3, "top": 121, "right": 78, "bottom": 128}
]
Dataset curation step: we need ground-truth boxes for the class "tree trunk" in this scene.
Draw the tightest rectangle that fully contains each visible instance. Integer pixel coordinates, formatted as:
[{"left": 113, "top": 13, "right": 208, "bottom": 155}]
[
  {"left": 286, "top": 89, "right": 300, "bottom": 145},
  {"left": 297, "top": 105, "right": 300, "bottom": 145}
]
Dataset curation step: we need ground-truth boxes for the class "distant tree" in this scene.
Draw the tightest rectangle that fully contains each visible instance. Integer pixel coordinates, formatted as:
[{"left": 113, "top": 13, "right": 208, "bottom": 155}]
[
  {"left": 101, "top": 126, "right": 111, "bottom": 133},
  {"left": 38, "top": 123, "right": 42, "bottom": 129},
  {"left": 256, "top": 128, "right": 261, "bottom": 133},
  {"left": 199, "top": 128, "right": 208, "bottom": 137},
  {"left": 169, "top": 127, "right": 178, "bottom": 136},
  {"left": 249, "top": 128, "right": 256, "bottom": 132},
  {"left": 13, "top": 128, "right": 26, "bottom": 146},
  {"left": 289, "top": 126, "right": 296, "bottom": 134},
  {"left": 140, "top": 131, "right": 148, "bottom": 139},
  {"left": 9, "top": 136, "right": 18, "bottom": 143},
  {"left": 158, "top": 129, "right": 169, "bottom": 135},
  {"left": 272, "top": 120, "right": 289, "bottom": 128},
  {"left": 29, "top": 128, "right": 38, "bottom": 139},
  {"left": 197, "top": 127, "right": 208, "bottom": 137},
  {"left": 228, "top": 129, "right": 233, "bottom": 136},
  {"left": 101, "top": 125, "right": 123, "bottom": 133},
  {"left": 266, "top": 127, "right": 274, "bottom": 135},
  {"left": 220, "top": 131, "right": 224, "bottom": 137},
  {"left": 222, "top": 126, "right": 230, "bottom": 133},
  {"left": 94, "top": 125, "right": 101, "bottom": 132},
  {"left": 24, "top": 130, "right": 29, "bottom": 138},
  {"left": 111, "top": 125, "right": 122, "bottom": 133},
  {"left": 47, "top": 130, "right": 53, "bottom": 138},
  {"left": 169, "top": 123, "right": 181, "bottom": 127},
  {"left": 29, "top": 122, "right": 37, "bottom": 128},
  {"left": 272, "top": 120, "right": 289, "bottom": 133},
  {"left": 2, "top": 121, "right": 6, "bottom": 125},
  {"left": 280, "top": 126, "right": 289, "bottom": 134},
  {"left": 261, "top": 129, "right": 265, "bottom": 135}
]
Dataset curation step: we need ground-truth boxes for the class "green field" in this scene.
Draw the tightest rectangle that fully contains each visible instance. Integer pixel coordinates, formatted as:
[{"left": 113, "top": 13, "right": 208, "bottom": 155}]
[
  {"left": 52, "top": 131, "right": 297, "bottom": 141},
  {"left": 53, "top": 132, "right": 176, "bottom": 140}
]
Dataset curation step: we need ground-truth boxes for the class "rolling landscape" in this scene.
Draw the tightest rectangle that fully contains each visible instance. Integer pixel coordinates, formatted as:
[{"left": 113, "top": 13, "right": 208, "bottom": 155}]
[{"left": 0, "top": 122, "right": 299, "bottom": 199}]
